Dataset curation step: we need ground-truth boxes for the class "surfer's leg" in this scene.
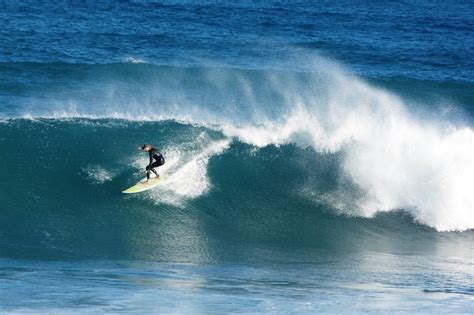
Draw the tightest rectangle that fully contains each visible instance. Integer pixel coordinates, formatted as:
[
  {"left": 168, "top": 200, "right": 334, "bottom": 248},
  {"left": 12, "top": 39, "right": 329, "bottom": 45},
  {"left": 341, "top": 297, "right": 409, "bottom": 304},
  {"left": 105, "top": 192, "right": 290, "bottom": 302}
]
[{"left": 150, "top": 160, "right": 162, "bottom": 178}]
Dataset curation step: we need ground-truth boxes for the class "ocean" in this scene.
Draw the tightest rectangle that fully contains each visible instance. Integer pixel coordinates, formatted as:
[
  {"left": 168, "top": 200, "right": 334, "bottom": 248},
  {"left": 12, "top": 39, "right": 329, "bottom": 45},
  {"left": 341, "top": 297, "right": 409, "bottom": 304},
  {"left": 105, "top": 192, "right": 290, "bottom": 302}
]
[{"left": 0, "top": 1, "right": 473, "bottom": 313}]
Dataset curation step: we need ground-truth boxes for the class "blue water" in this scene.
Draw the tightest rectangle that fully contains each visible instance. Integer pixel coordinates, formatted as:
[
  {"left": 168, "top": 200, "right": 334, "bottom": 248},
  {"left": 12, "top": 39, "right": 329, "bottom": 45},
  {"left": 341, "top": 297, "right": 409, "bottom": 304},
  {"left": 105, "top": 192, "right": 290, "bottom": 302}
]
[{"left": 0, "top": 1, "right": 473, "bottom": 313}]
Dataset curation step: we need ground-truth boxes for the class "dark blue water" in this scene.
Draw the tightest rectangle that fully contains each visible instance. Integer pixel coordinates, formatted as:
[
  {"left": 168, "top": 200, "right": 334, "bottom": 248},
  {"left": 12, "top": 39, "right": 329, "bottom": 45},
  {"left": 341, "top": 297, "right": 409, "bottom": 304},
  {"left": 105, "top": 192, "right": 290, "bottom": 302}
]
[{"left": 0, "top": 1, "right": 473, "bottom": 313}]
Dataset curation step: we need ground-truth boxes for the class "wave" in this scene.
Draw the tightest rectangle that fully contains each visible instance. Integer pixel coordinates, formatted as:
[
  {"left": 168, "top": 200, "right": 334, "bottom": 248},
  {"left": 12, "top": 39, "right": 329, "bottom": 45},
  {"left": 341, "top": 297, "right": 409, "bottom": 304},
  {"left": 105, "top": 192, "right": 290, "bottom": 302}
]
[
  {"left": 1, "top": 118, "right": 473, "bottom": 261},
  {"left": 0, "top": 57, "right": 473, "bottom": 233}
]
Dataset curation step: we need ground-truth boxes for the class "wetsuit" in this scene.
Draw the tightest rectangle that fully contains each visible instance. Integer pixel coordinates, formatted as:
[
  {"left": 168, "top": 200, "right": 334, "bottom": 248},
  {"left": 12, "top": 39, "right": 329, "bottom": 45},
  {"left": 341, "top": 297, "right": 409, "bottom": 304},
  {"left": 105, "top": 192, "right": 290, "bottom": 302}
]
[{"left": 146, "top": 148, "right": 165, "bottom": 179}]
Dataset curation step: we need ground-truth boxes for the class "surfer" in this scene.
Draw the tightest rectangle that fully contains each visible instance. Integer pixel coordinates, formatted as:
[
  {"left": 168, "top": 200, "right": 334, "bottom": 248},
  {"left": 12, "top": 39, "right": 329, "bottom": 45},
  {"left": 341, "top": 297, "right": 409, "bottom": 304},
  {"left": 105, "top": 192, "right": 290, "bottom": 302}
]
[{"left": 140, "top": 144, "right": 165, "bottom": 182}]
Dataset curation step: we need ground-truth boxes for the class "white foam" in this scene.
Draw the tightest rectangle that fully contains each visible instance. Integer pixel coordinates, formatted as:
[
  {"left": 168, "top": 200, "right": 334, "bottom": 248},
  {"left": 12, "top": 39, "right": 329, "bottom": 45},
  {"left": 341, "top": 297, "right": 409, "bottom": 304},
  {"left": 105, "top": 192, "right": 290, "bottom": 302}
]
[
  {"left": 218, "top": 72, "right": 474, "bottom": 231},
  {"left": 125, "top": 56, "right": 147, "bottom": 64},
  {"left": 82, "top": 165, "right": 114, "bottom": 184},
  {"left": 132, "top": 139, "right": 230, "bottom": 206}
]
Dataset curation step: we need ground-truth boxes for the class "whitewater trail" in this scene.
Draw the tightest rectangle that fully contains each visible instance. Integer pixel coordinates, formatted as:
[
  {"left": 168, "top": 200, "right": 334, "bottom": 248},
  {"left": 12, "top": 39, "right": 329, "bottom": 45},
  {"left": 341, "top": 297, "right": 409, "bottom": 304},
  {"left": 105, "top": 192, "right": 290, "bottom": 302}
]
[{"left": 131, "top": 139, "right": 231, "bottom": 207}]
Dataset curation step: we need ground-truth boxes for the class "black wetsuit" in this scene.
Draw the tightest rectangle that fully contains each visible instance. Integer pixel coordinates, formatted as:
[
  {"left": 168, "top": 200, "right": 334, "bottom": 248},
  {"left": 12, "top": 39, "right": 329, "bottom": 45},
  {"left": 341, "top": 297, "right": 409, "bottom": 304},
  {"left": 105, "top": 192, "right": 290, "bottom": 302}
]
[{"left": 146, "top": 148, "right": 165, "bottom": 179}]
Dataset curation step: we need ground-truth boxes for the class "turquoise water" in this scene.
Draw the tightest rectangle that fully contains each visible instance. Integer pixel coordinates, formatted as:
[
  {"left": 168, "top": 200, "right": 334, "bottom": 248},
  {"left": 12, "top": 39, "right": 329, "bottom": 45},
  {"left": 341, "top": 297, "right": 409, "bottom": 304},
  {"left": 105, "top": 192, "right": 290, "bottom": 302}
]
[{"left": 0, "top": 1, "right": 473, "bottom": 313}]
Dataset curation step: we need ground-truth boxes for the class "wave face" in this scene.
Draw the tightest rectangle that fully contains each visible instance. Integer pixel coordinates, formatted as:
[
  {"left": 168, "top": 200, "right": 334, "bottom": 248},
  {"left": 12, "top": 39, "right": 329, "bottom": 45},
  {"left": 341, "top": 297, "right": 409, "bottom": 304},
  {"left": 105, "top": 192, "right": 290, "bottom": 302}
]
[
  {"left": 0, "top": 59, "right": 473, "bottom": 261},
  {"left": 0, "top": 118, "right": 472, "bottom": 262}
]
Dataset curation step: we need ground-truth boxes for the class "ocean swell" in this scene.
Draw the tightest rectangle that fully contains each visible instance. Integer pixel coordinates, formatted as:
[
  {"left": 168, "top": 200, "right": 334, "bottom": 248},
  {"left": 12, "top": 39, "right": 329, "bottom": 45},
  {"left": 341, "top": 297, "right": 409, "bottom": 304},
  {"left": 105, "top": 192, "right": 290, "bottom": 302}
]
[{"left": 1, "top": 58, "right": 473, "bottom": 232}]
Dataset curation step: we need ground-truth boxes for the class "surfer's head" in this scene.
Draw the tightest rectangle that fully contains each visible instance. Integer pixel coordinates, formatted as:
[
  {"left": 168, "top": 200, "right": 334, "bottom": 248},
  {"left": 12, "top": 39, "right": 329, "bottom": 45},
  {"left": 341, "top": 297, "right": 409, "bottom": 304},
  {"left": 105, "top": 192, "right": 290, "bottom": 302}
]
[{"left": 141, "top": 144, "right": 152, "bottom": 152}]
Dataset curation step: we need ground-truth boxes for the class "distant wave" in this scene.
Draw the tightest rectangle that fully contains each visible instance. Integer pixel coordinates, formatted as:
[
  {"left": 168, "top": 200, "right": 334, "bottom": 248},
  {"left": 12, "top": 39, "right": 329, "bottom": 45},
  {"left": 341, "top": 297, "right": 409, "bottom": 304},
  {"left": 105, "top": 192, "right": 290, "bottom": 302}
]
[{"left": 423, "top": 288, "right": 474, "bottom": 296}]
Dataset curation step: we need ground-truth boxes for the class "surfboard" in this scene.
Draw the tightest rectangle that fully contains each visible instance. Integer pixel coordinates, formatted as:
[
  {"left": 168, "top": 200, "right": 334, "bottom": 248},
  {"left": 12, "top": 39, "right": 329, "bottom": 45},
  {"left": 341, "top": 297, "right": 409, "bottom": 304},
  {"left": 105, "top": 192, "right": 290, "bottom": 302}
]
[{"left": 122, "top": 175, "right": 167, "bottom": 194}]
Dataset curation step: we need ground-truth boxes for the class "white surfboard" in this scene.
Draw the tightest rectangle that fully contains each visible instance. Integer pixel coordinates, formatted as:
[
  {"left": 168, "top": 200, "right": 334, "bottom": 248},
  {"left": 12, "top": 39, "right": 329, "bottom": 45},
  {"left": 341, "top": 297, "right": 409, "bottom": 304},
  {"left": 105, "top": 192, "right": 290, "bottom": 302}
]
[{"left": 122, "top": 175, "right": 167, "bottom": 194}]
